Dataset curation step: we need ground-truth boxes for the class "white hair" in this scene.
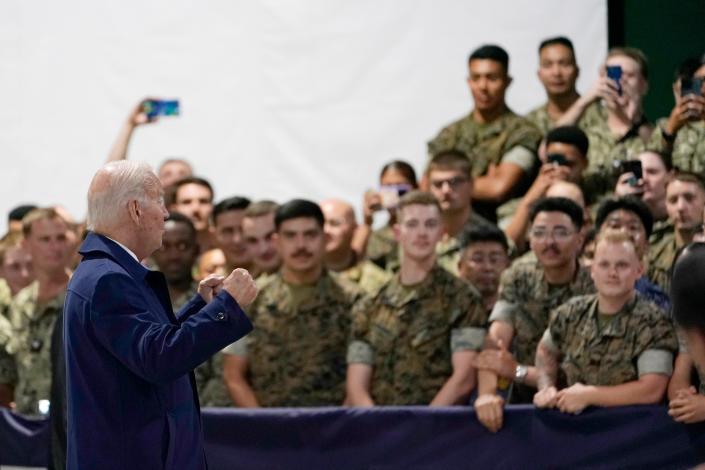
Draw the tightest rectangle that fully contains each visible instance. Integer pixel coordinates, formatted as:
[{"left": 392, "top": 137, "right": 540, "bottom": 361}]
[{"left": 86, "top": 161, "right": 160, "bottom": 231}]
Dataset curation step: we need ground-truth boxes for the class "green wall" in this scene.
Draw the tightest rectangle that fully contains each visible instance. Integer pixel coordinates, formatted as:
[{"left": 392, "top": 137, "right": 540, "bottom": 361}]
[{"left": 614, "top": 0, "right": 705, "bottom": 120}]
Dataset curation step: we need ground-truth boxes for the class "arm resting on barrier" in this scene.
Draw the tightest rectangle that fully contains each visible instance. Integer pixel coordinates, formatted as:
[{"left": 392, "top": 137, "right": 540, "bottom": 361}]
[
  {"left": 430, "top": 350, "right": 477, "bottom": 406},
  {"left": 346, "top": 363, "right": 375, "bottom": 407}
]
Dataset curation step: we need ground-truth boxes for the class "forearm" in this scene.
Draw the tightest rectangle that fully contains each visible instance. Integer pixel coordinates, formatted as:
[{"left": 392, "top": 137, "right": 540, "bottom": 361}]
[
  {"left": 430, "top": 372, "right": 476, "bottom": 406},
  {"left": 555, "top": 95, "right": 595, "bottom": 127},
  {"left": 222, "top": 356, "right": 259, "bottom": 407},
  {"left": 0, "top": 384, "right": 13, "bottom": 407},
  {"left": 504, "top": 195, "right": 534, "bottom": 249},
  {"left": 584, "top": 377, "right": 668, "bottom": 407},
  {"left": 477, "top": 368, "right": 499, "bottom": 396},
  {"left": 107, "top": 120, "right": 136, "bottom": 162},
  {"left": 351, "top": 224, "right": 372, "bottom": 260},
  {"left": 535, "top": 342, "right": 559, "bottom": 390},
  {"left": 345, "top": 364, "right": 375, "bottom": 406},
  {"left": 472, "top": 176, "right": 512, "bottom": 203},
  {"left": 668, "top": 353, "right": 694, "bottom": 400}
]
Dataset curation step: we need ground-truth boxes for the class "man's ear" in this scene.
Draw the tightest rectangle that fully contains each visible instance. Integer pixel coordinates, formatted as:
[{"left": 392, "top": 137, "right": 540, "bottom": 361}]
[{"left": 127, "top": 200, "right": 141, "bottom": 225}]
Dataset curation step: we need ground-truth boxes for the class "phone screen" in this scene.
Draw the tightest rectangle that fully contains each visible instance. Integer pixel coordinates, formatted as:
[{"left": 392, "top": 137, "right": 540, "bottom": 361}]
[
  {"left": 606, "top": 65, "right": 623, "bottom": 96},
  {"left": 142, "top": 100, "right": 180, "bottom": 119}
]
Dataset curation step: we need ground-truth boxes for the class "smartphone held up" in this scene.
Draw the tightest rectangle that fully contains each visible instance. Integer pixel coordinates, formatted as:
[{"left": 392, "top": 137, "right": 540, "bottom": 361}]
[{"left": 142, "top": 99, "right": 180, "bottom": 120}]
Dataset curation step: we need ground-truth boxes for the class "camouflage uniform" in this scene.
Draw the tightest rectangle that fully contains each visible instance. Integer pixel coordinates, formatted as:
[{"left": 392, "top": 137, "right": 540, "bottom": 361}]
[
  {"left": 647, "top": 227, "right": 679, "bottom": 294},
  {"left": 334, "top": 259, "right": 392, "bottom": 296},
  {"left": 489, "top": 258, "right": 595, "bottom": 402},
  {"left": 543, "top": 294, "right": 677, "bottom": 387},
  {"left": 525, "top": 104, "right": 554, "bottom": 136},
  {"left": 223, "top": 272, "right": 360, "bottom": 407},
  {"left": 0, "top": 314, "right": 17, "bottom": 388},
  {"left": 578, "top": 101, "right": 651, "bottom": 201},
  {"left": 0, "top": 279, "right": 11, "bottom": 319},
  {"left": 1, "top": 281, "right": 65, "bottom": 415},
  {"left": 428, "top": 109, "right": 542, "bottom": 221},
  {"left": 436, "top": 212, "right": 495, "bottom": 276},
  {"left": 366, "top": 225, "right": 399, "bottom": 271},
  {"left": 347, "top": 265, "right": 487, "bottom": 405},
  {"left": 649, "top": 119, "right": 705, "bottom": 175}
]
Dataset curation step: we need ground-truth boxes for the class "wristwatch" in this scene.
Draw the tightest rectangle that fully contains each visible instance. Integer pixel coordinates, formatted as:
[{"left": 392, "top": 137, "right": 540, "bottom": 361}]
[{"left": 514, "top": 364, "right": 528, "bottom": 384}]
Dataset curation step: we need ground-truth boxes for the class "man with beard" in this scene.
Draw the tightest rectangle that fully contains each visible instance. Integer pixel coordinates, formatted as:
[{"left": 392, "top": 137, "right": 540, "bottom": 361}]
[
  {"left": 213, "top": 196, "right": 253, "bottom": 272},
  {"left": 242, "top": 201, "right": 281, "bottom": 278},
  {"left": 222, "top": 200, "right": 360, "bottom": 407},
  {"left": 321, "top": 199, "right": 390, "bottom": 295},
  {"left": 474, "top": 197, "right": 594, "bottom": 432},
  {"left": 458, "top": 224, "right": 510, "bottom": 314},
  {"left": 151, "top": 213, "right": 231, "bottom": 407},
  {"left": 346, "top": 191, "right": 486, "bottom": 406}
]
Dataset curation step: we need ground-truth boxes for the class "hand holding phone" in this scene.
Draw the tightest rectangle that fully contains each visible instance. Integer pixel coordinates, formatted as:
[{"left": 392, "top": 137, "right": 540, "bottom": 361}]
[
  {"left": 606, "top": 65, "right": 623, "bottom": 97},
  {"left": 619, "top": 160, "right": 642, "bottom": 187},
  {"left": 141, "top": 99, "right": 180, "bottom": 119}
]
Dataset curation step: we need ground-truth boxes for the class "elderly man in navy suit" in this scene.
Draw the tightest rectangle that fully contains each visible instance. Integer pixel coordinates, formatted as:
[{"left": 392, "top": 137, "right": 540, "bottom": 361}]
[{"left": 64, "top": 161, "right": 257, "bottom": 470}]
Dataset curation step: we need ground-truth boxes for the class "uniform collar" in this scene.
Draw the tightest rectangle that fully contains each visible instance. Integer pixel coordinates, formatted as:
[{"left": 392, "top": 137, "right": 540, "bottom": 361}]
[{"left": 79, "top": 232, "right": 150, "bottom": 280}]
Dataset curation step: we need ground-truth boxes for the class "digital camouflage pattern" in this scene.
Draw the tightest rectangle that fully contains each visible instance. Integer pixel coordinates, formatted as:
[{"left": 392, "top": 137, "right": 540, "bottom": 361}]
[
  {"left": 348, "top": 265, "right": 487, "bottom": 405},
  {"left": 0, "top": 279, "right": 11, "bottom": 319},
  {"left": 365, "top": 225, "right": 399, "bottom": 271},
  {"left": 334, "top": 259, "right": 392, "bottom": 296},
  {"left": 578, "top": 101, "right": 651, "bottom": 201},
  {"left": 547, "top": 294, "right": 677, "bottom": 386},
  {"left": 490, "top": 258, "right": 595, "bottom": 367},
  {"left": 234, "top": 272, "right": 360, "bottom": 407},
  {"left": 525, "top": 103, "right": 554, "bottom": 136},
  {"left": 427, "top": 109, "right": 542, "bottom": 178},
  {"left": 436, "top": 212, "right": 495, "bottom": 276},
  {"left": 650, "top": 119, "right": 705, "bottom": 175},
  {"left": 647, "top": 227, "right": 679, "bottom": 294},
  {"left": 0, "top": 314, "right": 16, "bottom": 387},
  {"left": 170, "top": 282, "right": 232, "bottom": 408},
  {"left": 1, "top": 281, "right": 64, "bottom": 415}
]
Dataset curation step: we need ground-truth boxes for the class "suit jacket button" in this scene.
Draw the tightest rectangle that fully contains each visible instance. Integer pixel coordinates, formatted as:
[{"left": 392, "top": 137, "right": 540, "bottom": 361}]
[{"left": 216, "top": 312, "right": 226, "bottom": 321}]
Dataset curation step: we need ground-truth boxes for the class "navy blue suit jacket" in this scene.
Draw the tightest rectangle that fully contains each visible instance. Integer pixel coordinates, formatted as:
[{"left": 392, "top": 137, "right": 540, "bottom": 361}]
[{"left": 64, "top": 233, "right": 252, "bottom": 470}]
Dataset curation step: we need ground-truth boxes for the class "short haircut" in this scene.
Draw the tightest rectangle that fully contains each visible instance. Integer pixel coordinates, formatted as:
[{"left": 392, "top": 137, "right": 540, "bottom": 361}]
[
  {"left": 380, "top": 160, "right": 418, "bottom": 187},
  {"left": 673, "top": 56, "right": 705, "bottom": 83},
  {"left": 595, "top": 196, "right": 653, "bottom": 238},
  {"left": 427, "top": 150, "right": 472, "bottom": 178},
  {"left": 469, "top": 44, "right": 509, "bottom": 73},
  {"left": 275, "top": 199, "right": 324, "bottom": 230},
  {"left": 668, "top": 170, "right": 705, "bottom": 193},
  {"left": 640, "top": 149, "right": 672, "bottom": 172},
  {"left": 212, "top": 196, "right": 251, "bottom": 224},
  {"left": 545, "top": 126, "right": 589, "bottom": 159},
  {"left": 671, "top": 242, "right": 705, "bottom": 329},
  {"left": 22, "top": 207, "right": 64, "bottom": 237},
  {"left": 165, "top": 212, "right": 197, "bottom": 241},
  {"left": 158, "top": 158, "right": 193, "bottom": 173},
  {"left": 173, "top": 176, "right": 214, "bottom": 203},
  {"left": 594, "top": 229, "right": 639, "bottom": 257},
  {"left": 607, "top": 47, "right": 649, "bottom": 80},
  {"left": 459, "top": 223, "right": 509, "bottom": 252},
  {"left": 8, "top": 205, "right": 37, "bottom": 223},
  {"left": 529, "top": 197, "right": 584, "bottom": 230},
  {"left": 397, "top": 190, "right": 441, "bottom": 214},
  {"left": 0, "top": 231, "right": 24, "bottom": 265},
  {"left": 538, "top": 36, "right": 576, "bottom": 59},
  {"left": 244, "top": 200, "right": 279, "bottom": 218}
]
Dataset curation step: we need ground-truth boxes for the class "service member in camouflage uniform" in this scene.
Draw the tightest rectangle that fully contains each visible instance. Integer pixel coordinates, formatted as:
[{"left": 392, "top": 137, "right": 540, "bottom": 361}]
[
  {"left": 647, "top": 173, "right": 705, "bottom": 293},
  {"left": 649, "top": 57, "right": 705, "bottom": 176},
  {"left": 359, "top": 160, "right": 418, "bottom": 271},
  {"left": 0, "top": 231, "right": 33, "bottom": 318},
  {"left": 0, "top": 208, "right": 71, "bottom": 415},
  {"left": 525, "top": 37, "right": 581, "bottom": 135},
  {"left": 222, "top": 199, "right": 360, "bottom": 407},
  {"left": 427, "top": 45, "right": 541, "bottom": 221},
  {"left": 534, "top": 231, "right": 677, "bottom": 414},
  {"left": 242, "top": 201, "right": 281, "bottom": 278},
  {"left": 554, "top": 48, "right": 653, "bottom": 203},
  {"left": 426, "top": 150, "right": 496, "bottom": 275},
  {"left": 152, "top": 212, "right": 231, "bottom": 407},
  {"left": 346, "top": 191, "right": 487, "bottom": 406},
  {"left": 457, "top": 224, "right": 510, "bottom": 314},
  {"left": 474, "top": 197, "right": 593, "bottom": 432},
  {"left": 321, "top": 199, "right": 391, "bottom": 295}
]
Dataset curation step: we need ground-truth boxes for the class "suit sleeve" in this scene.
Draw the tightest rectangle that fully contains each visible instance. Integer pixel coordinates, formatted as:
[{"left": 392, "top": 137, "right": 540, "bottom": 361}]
[
  {"left": 90, "top": 272, "right": 252, "bottom": 384},
  {"left": 175, "top": 294, "right": 207, "bottom": 324}
]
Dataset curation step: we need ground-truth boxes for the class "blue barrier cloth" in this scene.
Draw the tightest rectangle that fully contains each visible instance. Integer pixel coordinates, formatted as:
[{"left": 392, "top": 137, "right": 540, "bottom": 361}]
[{"left": 3, "top": 405, "right": 705, "bottom": 469}]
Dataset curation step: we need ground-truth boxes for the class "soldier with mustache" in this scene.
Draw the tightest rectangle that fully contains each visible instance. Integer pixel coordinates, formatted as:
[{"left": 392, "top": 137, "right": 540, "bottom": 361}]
[
  {"left": 473, "top": 197, "right": 594, "bottom": 432},
  {"left": 222, "top": 199, "right": 361, "bottom": 407}
]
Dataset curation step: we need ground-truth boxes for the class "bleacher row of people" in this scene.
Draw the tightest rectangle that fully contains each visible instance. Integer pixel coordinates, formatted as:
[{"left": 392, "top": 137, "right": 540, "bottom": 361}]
[{"left": 1, "top": 38, "right": 705, "bottom": 455}]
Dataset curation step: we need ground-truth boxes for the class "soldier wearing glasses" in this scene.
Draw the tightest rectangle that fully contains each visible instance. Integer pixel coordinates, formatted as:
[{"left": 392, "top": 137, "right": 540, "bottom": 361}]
[{"left": 473, "top": 197, "right": 594, "bottom": 432}]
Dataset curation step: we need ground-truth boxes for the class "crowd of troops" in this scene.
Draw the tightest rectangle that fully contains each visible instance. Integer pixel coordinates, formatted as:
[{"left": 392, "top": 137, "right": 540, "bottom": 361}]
[{"left": 2, "top": 37, "right": 705, "bottom": 449}]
